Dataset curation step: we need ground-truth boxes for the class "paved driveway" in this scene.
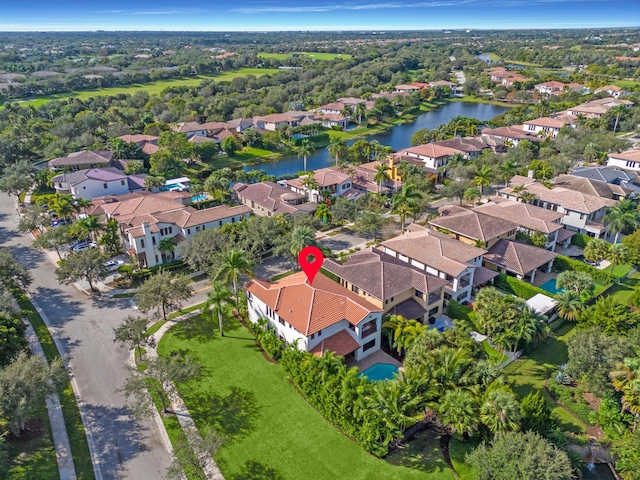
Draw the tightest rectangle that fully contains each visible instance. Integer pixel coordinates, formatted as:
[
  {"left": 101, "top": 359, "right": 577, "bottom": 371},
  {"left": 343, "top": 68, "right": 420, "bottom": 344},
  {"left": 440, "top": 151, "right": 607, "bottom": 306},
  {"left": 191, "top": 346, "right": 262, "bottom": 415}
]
[
  {"left": 318, "top": 229, "right": 373, "bottom": 253},
  {"left": 0, "top": 195, "right": 170, "bottom": 479}
]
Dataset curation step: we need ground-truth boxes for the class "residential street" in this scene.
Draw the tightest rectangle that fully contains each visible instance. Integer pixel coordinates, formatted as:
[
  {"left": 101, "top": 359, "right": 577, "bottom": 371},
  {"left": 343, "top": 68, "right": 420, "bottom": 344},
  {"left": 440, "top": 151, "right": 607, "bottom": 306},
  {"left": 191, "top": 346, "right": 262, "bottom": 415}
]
[{"left": 0, "top": 193, "right": 171, "bottom": 479}]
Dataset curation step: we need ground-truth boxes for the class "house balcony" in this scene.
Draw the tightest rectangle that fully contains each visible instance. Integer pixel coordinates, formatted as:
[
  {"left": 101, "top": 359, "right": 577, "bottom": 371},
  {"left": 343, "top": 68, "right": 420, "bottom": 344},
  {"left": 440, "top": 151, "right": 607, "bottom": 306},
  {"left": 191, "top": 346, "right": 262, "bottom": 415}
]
[
  {"left": 428, "top": 293, "right": 441, "bottom": 306},
  {"left": 361, "top": 325, "right": 378, "bottom": 339}
]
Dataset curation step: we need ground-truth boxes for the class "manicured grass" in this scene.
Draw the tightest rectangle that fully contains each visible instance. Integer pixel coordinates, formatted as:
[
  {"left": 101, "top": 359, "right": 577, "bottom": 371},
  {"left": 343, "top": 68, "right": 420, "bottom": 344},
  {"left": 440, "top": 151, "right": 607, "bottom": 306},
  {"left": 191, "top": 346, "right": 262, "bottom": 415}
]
[
  {"left": 604, "top": 271, "right": 640, "bottom": 306},
  {"left": 258, "top": 52, "right": 352, "bottom": 61},
  {"left": 454, "top": 96, "right": 515, "bottom": 107},
  {"left": 14, "top": 68, "right": 280, "bottom": 106},
  {"left": 482, "top": 52, "right": 501, "bottom": 61},
  {"left": 3, "top": 400, "right": 59, "bottom": 479},
  {"left": 158, "top": 313, "right": 463, "bottom": 480},
  {"left": 613, "top": 80, "right": 640, "bottom": 89},
  {"left": 503, "top": 322, "right": 585, "bottom": 434},
  {"left": 611, "top": 263, "right": 633, "bottom": 278},
  {"left": 503, "top": 59, "right": 542, "bottom": 67},
  {"left": 233, "top": 147, "right": 282, "bottom": 162},
  {"left": 15, "top": 293, "right": 96, "bottom": 480}
]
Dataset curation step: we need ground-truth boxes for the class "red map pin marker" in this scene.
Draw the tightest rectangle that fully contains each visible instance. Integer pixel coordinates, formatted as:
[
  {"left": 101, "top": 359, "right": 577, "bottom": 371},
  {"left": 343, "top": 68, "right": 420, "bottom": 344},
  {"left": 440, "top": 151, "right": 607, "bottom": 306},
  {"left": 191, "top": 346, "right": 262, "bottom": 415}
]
[{"left": 299, "top": 246, "right": 324, "bottom": 286}]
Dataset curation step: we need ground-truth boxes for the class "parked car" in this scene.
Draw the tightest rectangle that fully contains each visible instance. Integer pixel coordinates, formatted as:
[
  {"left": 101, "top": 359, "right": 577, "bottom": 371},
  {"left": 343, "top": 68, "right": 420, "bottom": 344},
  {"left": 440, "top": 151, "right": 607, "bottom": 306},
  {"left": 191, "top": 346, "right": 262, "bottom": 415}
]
[
  {"left": 103, "top": 259, "right": 125, "bottom": 272},
  {"left": 67, "top": 238, "right": 89, "bottom": 250},
  {"left": 72, "top": 242, "right": 96, "bottom": 252},
  {"left": 50, "top": 218, "right": 71, "bottom": 228}
]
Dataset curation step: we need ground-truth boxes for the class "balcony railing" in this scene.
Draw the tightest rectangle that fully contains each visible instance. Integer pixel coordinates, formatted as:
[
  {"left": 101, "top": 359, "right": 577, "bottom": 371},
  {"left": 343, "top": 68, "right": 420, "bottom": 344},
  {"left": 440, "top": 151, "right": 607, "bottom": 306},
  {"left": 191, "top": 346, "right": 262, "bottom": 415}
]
[{"left": 361, "top": 325, "right": 378, "bottom": 339}]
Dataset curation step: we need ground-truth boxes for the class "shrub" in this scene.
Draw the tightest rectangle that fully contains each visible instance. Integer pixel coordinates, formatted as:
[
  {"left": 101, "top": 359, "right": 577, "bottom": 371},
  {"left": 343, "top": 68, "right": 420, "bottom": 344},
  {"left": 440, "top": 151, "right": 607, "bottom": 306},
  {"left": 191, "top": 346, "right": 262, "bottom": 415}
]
[
  {"left": 552, "top": 255, "right": 615, "bottom": 285},
  {"left": 447, "top": 299, "right": 473, "bottom": 322},
  {"left": 495, "top": 274, "right": 548, "bottom": 300},
  {"left": 570, "top": 233, "right": 591, "bottom": 249}
]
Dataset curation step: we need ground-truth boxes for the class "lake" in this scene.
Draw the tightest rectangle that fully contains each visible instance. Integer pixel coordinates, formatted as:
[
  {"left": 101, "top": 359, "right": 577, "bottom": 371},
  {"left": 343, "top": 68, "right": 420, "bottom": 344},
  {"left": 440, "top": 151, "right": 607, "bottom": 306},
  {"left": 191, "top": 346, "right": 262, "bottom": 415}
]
[{"left": 245, "top": 101, "right": 510, "bottom": 177}]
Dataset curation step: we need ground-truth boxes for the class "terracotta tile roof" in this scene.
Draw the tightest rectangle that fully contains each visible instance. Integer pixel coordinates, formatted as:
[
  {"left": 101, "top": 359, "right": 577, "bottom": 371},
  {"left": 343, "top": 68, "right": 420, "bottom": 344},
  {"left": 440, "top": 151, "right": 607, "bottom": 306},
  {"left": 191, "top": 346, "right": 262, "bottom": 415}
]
[
  {"left": 390, "top": 297, "right": 428, "bottom": 320},
  {"left": 552, "top": 175, "right": 630, "bottom": 199},
  {"left": 433, "top": 137, "right": 492, "bottom": 153},
  {"left": 286, "top": 168, "right": 350, "bottom": 189},
  {"left": 188, "top": 134, "right": 216, "bottom": 144},
  {"left": 154, "top": 204, "right": 251, "bottom": 228},
  {"left": 323, "top": 247, "right": 448, "bottom": 302},
  {"left": 139, "top": 141, "right": 158, "bottom": 155},
  {"left": 501, "top": 176, "right": 617, "bottom": 214},
  {"left": 429, "top": 209, "right": 518, "bottom": 242},
  {"left": 117, "top": 134, "right": 158, "bottom": 143},
  {"left": 381, "top": 229, "right": 486, "bottom": 277},
  {"left": 595, "top": 85, "right": 622, "bottom": 93},
  {"left": 473, "top": 266, "right": 500, "bottom": 288},
  {"left": 484, "top": 240, "right": 558, "bottom": 276},
  {"left": 402, "top": 143, "right": 465, "bottom": 159},
  {"left": 524, "top": 115, "right": 576, "bottom": 129},
  {"left": 245, "top": 272, "right": 382, "bottom": 336},
  {"left": 429, "top": 80, "right": 457, "bottom": 87},
  {"left": 474, "top": 197, "right": 563, "bottom": 234},
  {"left": 233, "top": 181, "right": 315, "bottom": 215},
  {"left": 320, "top": 102, "right": 347, "bottom": 111},
  {"left": 49, "top": 150, "right": 113, "bottom": 168},
  {"left": 481, "top": 125, "right": 541, "bottom": 141},
  {"left": 556, "top": 229, "right": 575, "bottom": 243},
  {"left": 171, "top": 122, "right": 204, "bottom": 133},
  {"left": 309, "top": 329, "right": 361, "bottom": 357},
  {"left": 609, "top": 149, "right": 640, "bottom": 163},
  {"left": 535, "top": 81, "right": 566, "bottom": 90},
  {"left": 200, "top": 121, "right": 232, "bottom": 131}
]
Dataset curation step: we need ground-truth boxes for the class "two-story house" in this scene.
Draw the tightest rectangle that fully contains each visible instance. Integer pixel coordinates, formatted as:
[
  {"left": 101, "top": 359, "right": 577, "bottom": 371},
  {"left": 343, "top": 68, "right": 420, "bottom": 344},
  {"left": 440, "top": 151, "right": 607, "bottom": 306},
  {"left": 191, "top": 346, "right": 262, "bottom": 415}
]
[
  {"left": 50, "top": 167, "right": 147, "bottom": 200},
  {"left": 534, "top": 81, "right": 566, "bottom": 95},
  {"left": 499, "top": 176, "right": 617, "bottom": 238},
  {"left": 284, "top": 168, "right": 358, "bottom": 202},
  {"left": 568, "top": 166, "right": 640, "bottom": 199},
  {"left": 48, "top": 150, "right": 114, "bottom": 171},
  {"left": 91, "top": 191, "right": 251, "bottom": 267},
  {"left": 117, "top": 134, "right": 159, "bottom": 155},
  {"left": 522, "top": 114, "right": 577, "bottom": 138},
  {"left": 473, "top": 197, "right": 569, "bottom": 251},
  {"left": 481, "top": 126, "right": 541, "bottom": 148},
  {"left": 379, "top": 226, "right": 496, "bottom": 303},
  {"left": 232, "top": 181, "right": 317, "bottom": 217},
  {"left": 323, "top": 248, "right": 449, "bottom": 324},
  {"left": 171, "top": 122, "right": 207, "bottom": 138},
  {"left": 606, "top": 148, "right": 640, "bottom": 173},
  {"left": 245, "top": 272, "right": 384, "bottom": 361},
  {"left": 398, "top": 143, "right": 466, "bottom": 171}
]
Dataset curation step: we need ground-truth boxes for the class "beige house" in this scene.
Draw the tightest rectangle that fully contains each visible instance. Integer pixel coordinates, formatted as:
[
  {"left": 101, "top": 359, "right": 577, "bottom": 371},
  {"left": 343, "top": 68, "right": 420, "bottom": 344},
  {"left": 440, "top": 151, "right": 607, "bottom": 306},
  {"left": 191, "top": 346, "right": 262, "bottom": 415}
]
[
  {"left": 232, "top": 181, "right": 316, "bottom": 217},
  {"left": 483, "top": 239, "right": 558, "bottom": 284},
  {"left": 323, "top": 248, "right": 449, "bottom": 324}
]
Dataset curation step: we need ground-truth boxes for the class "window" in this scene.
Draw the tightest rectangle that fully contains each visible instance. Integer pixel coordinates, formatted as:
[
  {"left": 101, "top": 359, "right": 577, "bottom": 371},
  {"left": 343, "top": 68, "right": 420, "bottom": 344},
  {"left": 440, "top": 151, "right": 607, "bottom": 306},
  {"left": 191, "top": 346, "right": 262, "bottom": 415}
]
[
  {"left": 121, "top": 180, "right": 126, "bottom": 186},
  {"left": 196, "top": 226, "right": 201, "bottom": 232},
  {"left": 363, "top": 340, "right": 376, "bottom": 352},
  {"left": 152, "top": 237, "right": 156, "bottom": 246},
  {"left": 169, "top": 227, "right": 173, "bottom": 234},
  {"left": 103, "top": 183, "right": 108, "bottom": 189},
  {"left": 279, "top": 318, "right": 285, "bottom": 325},
  {"left": 140, "top": 239, "right": 145, "bottom": 248},
  {"left": 218, "top": 221, "right": 222, "bottom": 226},
  {"left": 310, "top": 333, "right": 315, "bottom": 340},
  {"left": 351, "top": 285, "right": 360, "bottom": 294},
  {"left": 415, "top": 289, "right": 423, "bottom": 299},
  {"left": 187, "top": 228, "right": 191, "bottom": 235},
  {"left": 318, "top": 330, "right": 322, "bottom": 337},
  {"left": 232, "top": 217, "right": 235, "bottom": 223},
  {"left": 155, "top": 255, "right": 158, "bottom": 263}
]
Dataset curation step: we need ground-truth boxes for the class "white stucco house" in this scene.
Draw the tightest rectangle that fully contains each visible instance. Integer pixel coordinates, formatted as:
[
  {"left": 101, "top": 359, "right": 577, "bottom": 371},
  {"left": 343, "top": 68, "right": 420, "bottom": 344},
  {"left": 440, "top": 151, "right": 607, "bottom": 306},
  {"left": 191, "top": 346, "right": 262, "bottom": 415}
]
[
  {"left": 245, "top": 272, "right": 384, "bottom": 361},
  {"left": 50, "top": 167, "right": 147, "bottom": 200}
]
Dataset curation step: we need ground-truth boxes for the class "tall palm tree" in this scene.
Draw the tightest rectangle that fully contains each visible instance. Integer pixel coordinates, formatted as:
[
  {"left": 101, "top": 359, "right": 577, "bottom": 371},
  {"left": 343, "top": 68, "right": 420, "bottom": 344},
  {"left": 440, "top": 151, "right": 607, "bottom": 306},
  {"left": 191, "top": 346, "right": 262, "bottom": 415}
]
[
  {"left": 437, "top": 388, "right": 478, "bottom": 438},
  {"left": 498, "top": 160, "right": 519, "bottom": 187},
  {"left": 158, "top": 237, "right": 176, "bottom": 263},
  {"left": 480, "top": 388, "right": 521, "bottom": 434},
  {"left": 300, "top": 175, "right": 320, "bottom": 202},
  {"left": 206, "top": 283, "right": 233, "bottom": 337},
  {"left": 314, "top": 203, "right": 332, "bottom": 224},
  {"left": 354, "top": 102, "right": 366, "bottom": 124},
  {"left": 610, "top": 356, "right": 640, "bottom": 416},
  {"left": 608, "top": 243, "right": 630, "bottom": 273},
  {"left": 290, "top": 226, "right": 317, "bottom": 264},
  {"left": 554, "top": 290, "right": 582, "bottom": 321},
  {"left": 604, "top": 199, "right": 640, "bottom": 244},
  {"left": 296, "top": 139, "right": 314, "bottom": 172},
  {"left": 327, "top": 138, "right": 348, "bottom": 167},
  {"left": 70, "top": 215, "right": 103, "bottom": 242},
  {"left": 473, "top": 164, "right": 493, "bottom": 194},
  {"left": 214, "top": 249, "right": 255, "bottom": 306},
  {"left": 463, "top": 187, "right": 481, "bottom": 204},
  {"left": 583, "top": 238, "right": 610, "bottom": 266},
  {"left": 391, "top": 183, "right": 423, "bottom": 232},
  {"left": 373, "top": 163, "right": 390, "bottom": 194},
  {"left": 48, "top": 195, "right": 75, "bottom": 220}
]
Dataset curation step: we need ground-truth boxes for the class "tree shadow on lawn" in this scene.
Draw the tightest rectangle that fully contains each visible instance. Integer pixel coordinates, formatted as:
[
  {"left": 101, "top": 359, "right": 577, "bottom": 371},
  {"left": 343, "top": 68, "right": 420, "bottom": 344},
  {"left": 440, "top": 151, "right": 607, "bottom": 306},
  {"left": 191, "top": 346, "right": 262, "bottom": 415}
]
[
  {"left": 386, "top": 429, "right": 454, "bottom": 477},
  {"left": 231, "top": 460, "right": 285, "bottom": 480},
  {"left": 172, "top": 312, "right": 242, "bottom": 343},
  {"left": 190, "top": 386, "right": 260, "bottom": 441}
]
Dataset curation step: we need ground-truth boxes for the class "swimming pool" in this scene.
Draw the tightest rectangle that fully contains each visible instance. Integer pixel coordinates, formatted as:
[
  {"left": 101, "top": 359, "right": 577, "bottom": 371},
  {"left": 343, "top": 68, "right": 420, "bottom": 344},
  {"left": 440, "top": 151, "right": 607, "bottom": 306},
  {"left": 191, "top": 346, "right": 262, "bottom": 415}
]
[
  {"left": 191, "top": 194, "right": 208, "bottom": 202},
  {"left": 360, "top": 363, "right": 399, "bottom": 381},
  {"left": 539, "top": 278, "right": 563, "bottom": 295}
]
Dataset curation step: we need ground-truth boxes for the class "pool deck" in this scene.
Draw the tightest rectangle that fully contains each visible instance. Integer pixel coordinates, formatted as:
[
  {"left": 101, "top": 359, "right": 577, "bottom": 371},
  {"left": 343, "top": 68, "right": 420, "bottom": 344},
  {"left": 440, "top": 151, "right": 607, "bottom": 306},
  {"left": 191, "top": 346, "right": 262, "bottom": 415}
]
[
  {"left": 533, "top": 270, "right": 556, "bottom": 288},
  {"left": 346, "top": 349, "right": 402, "bottom": 372}
]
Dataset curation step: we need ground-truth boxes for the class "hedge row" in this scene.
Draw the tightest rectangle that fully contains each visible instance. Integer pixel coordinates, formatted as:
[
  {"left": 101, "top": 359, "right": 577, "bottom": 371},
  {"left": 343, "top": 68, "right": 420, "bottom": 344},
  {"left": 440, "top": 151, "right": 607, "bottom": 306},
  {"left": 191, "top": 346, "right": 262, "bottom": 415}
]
[
  {"left": 570, "top": 233, "right": 591, "bottom": 249},
  {"left": 117, "top": 260, "right": 185, "bottom": 279},
  {"left": 553, "top": 255, "right": 615, "bottom": 285},
  {"left": 495, "top": 273, "right": 549, "bottom": 300}
]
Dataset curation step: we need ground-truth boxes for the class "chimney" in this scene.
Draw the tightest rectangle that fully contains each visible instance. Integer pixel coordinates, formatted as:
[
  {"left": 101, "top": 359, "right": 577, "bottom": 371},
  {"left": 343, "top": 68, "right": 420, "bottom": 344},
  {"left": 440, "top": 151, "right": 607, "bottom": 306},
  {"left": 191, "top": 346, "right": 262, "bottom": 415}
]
[{"left": 141, "top": 221, "right": 149, "bottom": 234}]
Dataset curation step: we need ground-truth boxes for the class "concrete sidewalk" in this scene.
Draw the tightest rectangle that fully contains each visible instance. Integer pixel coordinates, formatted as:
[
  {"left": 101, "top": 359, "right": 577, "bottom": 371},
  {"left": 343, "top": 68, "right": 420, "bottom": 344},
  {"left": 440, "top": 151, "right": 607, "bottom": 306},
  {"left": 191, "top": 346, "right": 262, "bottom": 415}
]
[{"left": 23, "top": 321, "right": 77, "bottom": 480}]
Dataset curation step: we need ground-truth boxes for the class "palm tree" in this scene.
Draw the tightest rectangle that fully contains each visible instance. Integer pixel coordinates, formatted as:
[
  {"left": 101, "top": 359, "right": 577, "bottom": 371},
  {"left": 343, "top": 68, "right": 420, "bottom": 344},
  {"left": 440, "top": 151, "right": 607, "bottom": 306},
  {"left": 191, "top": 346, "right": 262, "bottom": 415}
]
[
  {"left": 554, "top": 290, "right": 582, "bottom": 321},
  {"left": 70, "top": 215, "right": 103, "bottom": 242},
  {"left": 290, "top": 226, "right": 317, "bottom": 264},
  {"left": 296, "top": 139, "right": 314, "bottom": 172},
  {"left": 608, "top": 243, "right": 630, "bottom": 274},
  {"left": 610, "top": 356, "right": 640, "bottom": 416},
  {"left": 190, "top": 180, "right": 204, "bottom": 210},
  {"left": 327, "top": 138, "right": 348, "bottom": 167},
  {"left": 354, "top": 102, "right": 366, "bottom": 124},
  {"left": 463, "top": 187, "right": 481, "bottom": 204},
  {"left": 340, "top": 106, "right": 353, "bottom": 122},
  {"left": 107, "top": 138, "right": 128, "bottom": 159},
  {"left": 214, "top": 249, "right": 255, "bottom": 306},
  {"left": 480, "top": 388, "right": 521, "bottom": 434},
  {"left": 391, "top": 183, "right": 423, "bottom": 232},
  {"left": 300, "top": 175, "right": 320, "bottom": 202},
  {"left": 48, "top": 195, "right": 75, "bottom": 220},
  {"left": 604, "top": 199, "right": 640, "bottom": 244},
  {"left": 473, "top": 164, "right": 493, "bottom": 194},
  {"left": 314, "top": 203, "right": 332, "bottom": 224},
  {"left": 498, "top": 160, "right": 519, "bottom": 187},
  {"left": 583, "top": 142, "right": 599, "bottom": 162},
  {"left": 144, "top": 175, "right": 166, "bottom": 192},
  {"left": 158, "top": 237, "right": 176, "bottom": 263},
  {"left": 437, "top": 389, "right": 478, "bottom": 437},
  {"left": 583, "top": 238, "right": 610, "bottom": 266},
  {"left": 373, "top": 163, "right": 390, "bottom": 194},
  {"left": 206, "top": 283, "right": 233, "bottom": 337}
]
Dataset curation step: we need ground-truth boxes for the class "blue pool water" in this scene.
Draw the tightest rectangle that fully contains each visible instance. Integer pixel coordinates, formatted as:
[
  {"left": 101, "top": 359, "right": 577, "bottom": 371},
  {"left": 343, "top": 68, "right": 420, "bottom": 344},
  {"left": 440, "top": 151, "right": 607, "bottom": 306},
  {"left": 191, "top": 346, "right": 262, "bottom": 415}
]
[
  {"left": 191, "top": 194, "right": 208, "bottom": 202},
  {"left": 540, "top": 278, "right": 563, "bottom": 295},
  {"left": 360, "top": 363, "right": 399, "bottom": 381}
]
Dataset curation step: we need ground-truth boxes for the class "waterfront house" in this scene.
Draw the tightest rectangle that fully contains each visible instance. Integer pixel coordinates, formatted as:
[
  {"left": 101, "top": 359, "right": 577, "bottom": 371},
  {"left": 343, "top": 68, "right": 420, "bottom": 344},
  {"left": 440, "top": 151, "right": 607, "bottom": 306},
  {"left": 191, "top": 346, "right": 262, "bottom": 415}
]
[
  {"left": 50, "top": 167, "right": 147, "bottom": 200},
  {"left": 232, "top": 181, "right": 317, "bottom": 217}
]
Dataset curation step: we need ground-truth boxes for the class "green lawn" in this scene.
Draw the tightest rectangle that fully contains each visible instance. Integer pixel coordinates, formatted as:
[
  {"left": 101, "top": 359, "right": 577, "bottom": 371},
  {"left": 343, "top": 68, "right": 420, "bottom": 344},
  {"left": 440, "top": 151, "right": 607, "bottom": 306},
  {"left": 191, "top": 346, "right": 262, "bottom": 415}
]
[
  {"left": 503, "top": 59, "right": 542, "bottom": 67},
  {"left": 3, "top": 399, "right": 59, "bottom": 479},
  {"left": 482, "top": 52, "right": 501, "bottom": 61},
  {"left": 503, "top": 322, "right": 585, "bottom": 434},
  {"left": 613, "top": 80, "right": 640, "bottom": 89},
  {"left": 16, "top": 293, "right": 95, "bottom": 480},
  {"left": 611, "top": 263, "right": 633, "bottom": 278},
  {"left": 258, "top": 52, "right": 352, "bottom": 61},
  {"left": 13, "top": 68, "right": 280, "bottom": 106},
  {"left": 157, "top": 313, "right": 475, "bottom": 480},
  {"left": 604, "top": 271, "right": 640, "bottom": 306}
]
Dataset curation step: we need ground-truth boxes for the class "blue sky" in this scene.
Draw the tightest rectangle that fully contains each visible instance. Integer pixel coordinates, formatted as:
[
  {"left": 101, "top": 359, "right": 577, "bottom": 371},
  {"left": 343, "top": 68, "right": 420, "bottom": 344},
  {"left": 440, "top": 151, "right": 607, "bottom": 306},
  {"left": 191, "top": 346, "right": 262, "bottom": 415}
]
[{"left": 1, "top": 0, "right": 638, "bottom": 31}]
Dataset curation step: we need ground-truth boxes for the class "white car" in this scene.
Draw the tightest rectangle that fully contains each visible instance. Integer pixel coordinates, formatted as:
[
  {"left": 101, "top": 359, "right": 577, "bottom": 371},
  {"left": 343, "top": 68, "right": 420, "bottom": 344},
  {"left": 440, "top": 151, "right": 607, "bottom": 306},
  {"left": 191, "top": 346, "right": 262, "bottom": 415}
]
[
  {"left": 103, "top": 259, "right": 125, "bottom": 272},
  {"left": 72, "top": 242, "right": 97, "bottom": 252}
]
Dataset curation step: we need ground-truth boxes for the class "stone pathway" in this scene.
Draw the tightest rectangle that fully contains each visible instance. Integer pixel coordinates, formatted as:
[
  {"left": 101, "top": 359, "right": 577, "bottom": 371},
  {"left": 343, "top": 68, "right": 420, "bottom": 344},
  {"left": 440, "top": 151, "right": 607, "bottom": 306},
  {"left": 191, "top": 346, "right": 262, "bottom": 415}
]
[
  {"left": 135, "top": 310, "right": 225, "bottom": 480},
  {"left": 23, "top": 321, "right": 77, "bottom": 480}
]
